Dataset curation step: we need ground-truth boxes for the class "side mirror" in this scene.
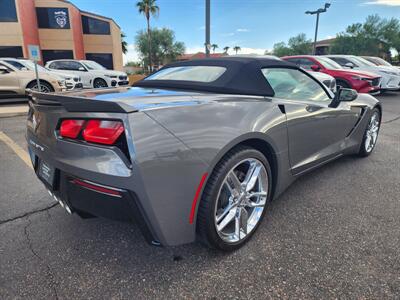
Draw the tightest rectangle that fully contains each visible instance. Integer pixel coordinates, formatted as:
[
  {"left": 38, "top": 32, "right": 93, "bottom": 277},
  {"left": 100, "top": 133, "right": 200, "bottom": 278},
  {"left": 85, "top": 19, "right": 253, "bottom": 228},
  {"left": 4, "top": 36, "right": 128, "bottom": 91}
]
[
  {"left": 344, "top": 62, "right": 354, "bottom": 69},
  {"left": 0, "top": 66, "right": 10, "bottom": 74},
  {"left": 336, "top": 88, "right": 358, "bottom": 101},
  {"left": 310, "top": 65, "right": 320, "bottom": 71},
  {"left": 78, "top": 67, "right": 86, "bottom": 71}
]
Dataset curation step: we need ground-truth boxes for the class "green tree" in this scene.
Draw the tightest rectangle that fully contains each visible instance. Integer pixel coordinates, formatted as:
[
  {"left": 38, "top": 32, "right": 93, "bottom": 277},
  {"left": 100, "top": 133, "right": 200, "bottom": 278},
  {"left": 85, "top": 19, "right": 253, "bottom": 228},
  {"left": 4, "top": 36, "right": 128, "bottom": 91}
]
[
  {"left": 331, "top": 15, "right": 400, "bottom": 57},
  {"left": 136, "top": 0, "right": 159, "bottom": 71},
  {"left": 223, "top": 46, "right": 230, "bottom": 54},
  {"left": 211, "top": 44, "right": 218, "bottom": 53},
  {"left": 121, "top": 32, "right": 128, "bottom": 54},
  {"left": 272, "top": 33, "right": 312, "bottom": 57},
  {"left": 272, "top": 41, "right": 292, "bottom": 57},
  {"left": 233, "top": 46, "right": 241, "bottom": 54},
  {"left": 136, "top": 28, "right": 185, "bottom": 69}
]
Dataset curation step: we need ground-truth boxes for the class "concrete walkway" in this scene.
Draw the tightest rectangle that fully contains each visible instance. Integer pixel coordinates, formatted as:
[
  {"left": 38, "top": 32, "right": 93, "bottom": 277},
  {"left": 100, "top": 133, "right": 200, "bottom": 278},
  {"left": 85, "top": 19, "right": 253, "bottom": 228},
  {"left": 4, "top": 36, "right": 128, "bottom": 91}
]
[{"left": 0, "top": 104, "right": 28, "bottom": 118}]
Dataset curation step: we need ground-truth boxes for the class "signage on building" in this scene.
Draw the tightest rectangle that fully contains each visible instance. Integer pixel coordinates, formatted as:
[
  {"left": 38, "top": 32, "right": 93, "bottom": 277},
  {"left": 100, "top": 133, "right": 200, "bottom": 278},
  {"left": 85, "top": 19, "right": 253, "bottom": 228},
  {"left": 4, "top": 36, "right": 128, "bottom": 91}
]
[
  {"left": 28, "top": 45, "right": 41, "bottom": 62},
  {"left": 54, "top": 10, "right": 67, "bottom": 28}
]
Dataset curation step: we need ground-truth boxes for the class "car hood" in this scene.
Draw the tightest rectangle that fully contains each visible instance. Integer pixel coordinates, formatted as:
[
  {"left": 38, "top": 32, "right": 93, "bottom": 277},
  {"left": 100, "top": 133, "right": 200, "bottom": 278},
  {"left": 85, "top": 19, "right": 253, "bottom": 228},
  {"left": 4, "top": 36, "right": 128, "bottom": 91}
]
[
  {"left": 91, "top": 70, "right": 127, "bottom": 76},
  {"left": 332, "top": 69, "right": 380, "bottom": 78}
]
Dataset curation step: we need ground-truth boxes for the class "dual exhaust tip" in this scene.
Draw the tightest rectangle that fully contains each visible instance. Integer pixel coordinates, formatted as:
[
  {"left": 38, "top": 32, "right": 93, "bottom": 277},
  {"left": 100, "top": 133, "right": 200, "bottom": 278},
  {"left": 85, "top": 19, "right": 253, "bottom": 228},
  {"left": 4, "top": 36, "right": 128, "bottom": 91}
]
[{"left": 47, "top": 189, "right": 72, "bottom": 214}]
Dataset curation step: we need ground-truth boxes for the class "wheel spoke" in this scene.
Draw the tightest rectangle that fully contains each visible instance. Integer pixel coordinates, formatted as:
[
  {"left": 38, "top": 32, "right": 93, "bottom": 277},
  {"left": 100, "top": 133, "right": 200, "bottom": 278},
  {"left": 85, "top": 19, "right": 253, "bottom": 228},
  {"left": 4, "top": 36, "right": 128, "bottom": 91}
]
[
  {"left": 248, "top": 191, "right": 267, "bottom": 198},
  {"left": 216, "top": 200, "right": 236, "bottom": 223},
  {"left": 217, "top": 208, "right": 236, "bottom": 232},
  {"left": 227, "top": 171, "right": 242, "bottom": 191},
  {"left": 243, "top": 161, "right": 262, "bottom": 192},
  {"left": 239, "top": 207, "right": 248, "bottom": 235}
]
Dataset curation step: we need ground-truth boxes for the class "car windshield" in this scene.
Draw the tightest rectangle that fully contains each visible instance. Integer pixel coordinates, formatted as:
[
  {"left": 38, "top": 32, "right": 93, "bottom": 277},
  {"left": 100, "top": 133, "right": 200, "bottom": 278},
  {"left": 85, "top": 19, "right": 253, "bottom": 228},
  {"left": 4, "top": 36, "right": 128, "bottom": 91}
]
[
  {"left": 82, "top": 60, "right": 106, "bottom": 70},
  {"left": 351, "top": 56, "right": 376, "bottom": 67},
  {"left": 145, "top": 66, "right": 227, "bottom": 82},
  {"left": 369, "top": 57, "right": 392, "bottom": 66},
  {"left": 314, "top": 57, "right": 342, "bottom": 69},
  {"left": 4, "top": 59, "right": 47, "bottom": 72}
]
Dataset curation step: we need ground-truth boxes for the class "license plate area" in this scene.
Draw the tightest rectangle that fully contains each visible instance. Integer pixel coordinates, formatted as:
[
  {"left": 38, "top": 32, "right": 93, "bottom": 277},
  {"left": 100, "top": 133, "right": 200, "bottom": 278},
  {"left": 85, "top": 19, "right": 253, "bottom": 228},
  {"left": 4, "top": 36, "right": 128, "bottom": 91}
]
[{"left": 37, "top": 159, "right": 57, "bottom": 189}]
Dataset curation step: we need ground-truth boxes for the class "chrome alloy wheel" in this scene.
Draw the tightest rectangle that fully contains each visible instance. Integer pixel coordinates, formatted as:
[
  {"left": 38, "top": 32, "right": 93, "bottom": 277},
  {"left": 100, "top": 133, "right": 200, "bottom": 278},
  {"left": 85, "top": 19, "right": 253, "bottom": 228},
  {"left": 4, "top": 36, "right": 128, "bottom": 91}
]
[
  {"left": 365, "top": 111, "right": 380, "bottom": 153},
  {"left": 214, "top": 158, "right": 268, "bottom": 243},
  {"left": 31, "top": 83, "right": 52, "bottom": 93}
]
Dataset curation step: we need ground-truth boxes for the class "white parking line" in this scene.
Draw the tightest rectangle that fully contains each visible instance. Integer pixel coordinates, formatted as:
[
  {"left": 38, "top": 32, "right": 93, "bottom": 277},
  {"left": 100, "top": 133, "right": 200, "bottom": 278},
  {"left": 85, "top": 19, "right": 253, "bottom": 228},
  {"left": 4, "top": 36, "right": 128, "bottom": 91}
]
[{"left": 0, "top": 131, "right": 32, "bottom": 169}]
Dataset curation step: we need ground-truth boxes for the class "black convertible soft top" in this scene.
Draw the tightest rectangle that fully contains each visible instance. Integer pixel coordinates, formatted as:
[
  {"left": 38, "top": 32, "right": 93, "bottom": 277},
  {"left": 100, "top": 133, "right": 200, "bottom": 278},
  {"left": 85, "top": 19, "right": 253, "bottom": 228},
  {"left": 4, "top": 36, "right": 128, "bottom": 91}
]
[{"left": 134, "top": 56, "right": 298, "bottom": 97}]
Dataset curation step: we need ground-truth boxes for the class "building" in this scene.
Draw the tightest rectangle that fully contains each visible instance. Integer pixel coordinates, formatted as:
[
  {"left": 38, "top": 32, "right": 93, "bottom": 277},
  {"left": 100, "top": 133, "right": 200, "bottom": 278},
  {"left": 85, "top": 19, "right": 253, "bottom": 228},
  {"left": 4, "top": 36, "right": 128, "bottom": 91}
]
[
  {"left": 177, "top": 52, "right": 227, "bottom": 61},
  {"left": 0, "top": 0, "right": 123, "bottom": 70},
  {"left": 315, "top": 38, "right": 336, "bottom": 55}
]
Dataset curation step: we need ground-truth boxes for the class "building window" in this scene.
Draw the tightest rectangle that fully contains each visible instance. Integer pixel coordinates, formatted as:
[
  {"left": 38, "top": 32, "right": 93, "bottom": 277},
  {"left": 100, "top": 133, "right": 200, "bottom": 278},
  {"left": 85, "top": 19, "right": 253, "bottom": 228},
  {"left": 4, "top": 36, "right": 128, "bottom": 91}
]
[
  {"left": 0, "top": 46, "right": 23, "bottom": 58},
  {"left": 36, "top": 7, "right": 70, "bottom": 29},
  {"left": 86, "top": 53, "right": 114, "bottom": 69},
  {"left": 82, "top": 16, "right": 110, "bottom": 35},
  {"left": 0, "top": 0, "right": 18, "bottom": 22},
  {"left": 42, "top": 50, "right": 73, "bottom": 64}
]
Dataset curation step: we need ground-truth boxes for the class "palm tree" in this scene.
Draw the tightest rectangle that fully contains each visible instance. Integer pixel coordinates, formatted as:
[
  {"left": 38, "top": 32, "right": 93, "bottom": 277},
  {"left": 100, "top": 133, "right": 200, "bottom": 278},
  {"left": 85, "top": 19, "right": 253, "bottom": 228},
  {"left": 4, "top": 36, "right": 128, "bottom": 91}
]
[
  {"left": 223, "top": 46, "right": 229, "bottom": 54},
  {"left": 233, "top": 46, "right": 241, "bottom": 55},
  {"left": 136, "top": 0, "right": 159, "bottom": 72},
  {"left": 211, "top": 44, "right": 218, "bottom": 53},
  {"left": 121, "top": 32, "right": 128, "bottom": 54}
]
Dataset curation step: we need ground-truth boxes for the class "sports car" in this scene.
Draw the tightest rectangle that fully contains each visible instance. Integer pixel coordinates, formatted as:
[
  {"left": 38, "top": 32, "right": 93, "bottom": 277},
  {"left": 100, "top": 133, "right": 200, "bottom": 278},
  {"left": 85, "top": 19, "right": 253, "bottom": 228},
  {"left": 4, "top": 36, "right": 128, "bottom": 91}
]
[{"left": 26, "top": 57, "right": 381, "bottom": 251}]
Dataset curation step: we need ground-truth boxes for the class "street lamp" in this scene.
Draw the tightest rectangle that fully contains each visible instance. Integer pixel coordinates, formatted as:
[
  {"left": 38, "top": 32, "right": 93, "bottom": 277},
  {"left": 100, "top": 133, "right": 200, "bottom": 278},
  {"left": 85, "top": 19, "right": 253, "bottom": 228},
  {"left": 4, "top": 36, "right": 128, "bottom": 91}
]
[
  {"left": 306, "top": 3, "right": 331, "bottom": 55},
  {"left": 205, "top": 0, "right": 211, "bottom": 57}
]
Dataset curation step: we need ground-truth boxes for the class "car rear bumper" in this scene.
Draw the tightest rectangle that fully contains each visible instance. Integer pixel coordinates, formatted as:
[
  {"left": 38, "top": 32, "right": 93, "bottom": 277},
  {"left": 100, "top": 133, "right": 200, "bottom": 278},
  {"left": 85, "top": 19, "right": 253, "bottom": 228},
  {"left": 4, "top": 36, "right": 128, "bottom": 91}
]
[{"left": 27, "top": 141, "right": 161, "bottom": 245}]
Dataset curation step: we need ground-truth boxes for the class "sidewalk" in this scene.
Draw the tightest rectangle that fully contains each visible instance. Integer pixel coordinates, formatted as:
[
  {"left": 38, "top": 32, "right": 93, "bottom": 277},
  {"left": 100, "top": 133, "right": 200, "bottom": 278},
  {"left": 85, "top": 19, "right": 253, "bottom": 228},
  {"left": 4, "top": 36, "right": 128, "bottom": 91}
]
[{"left": 0, "top": 104, "right": 29, "bottom": 118}]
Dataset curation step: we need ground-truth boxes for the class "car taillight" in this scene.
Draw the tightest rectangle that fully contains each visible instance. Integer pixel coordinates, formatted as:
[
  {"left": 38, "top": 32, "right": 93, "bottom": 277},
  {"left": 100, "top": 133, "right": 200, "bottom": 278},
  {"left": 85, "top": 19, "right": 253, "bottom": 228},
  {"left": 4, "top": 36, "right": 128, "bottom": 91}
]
[
  {"left": 82, "top": 120, "right": 124, "bottom": 145},
  {"left": 60, "top": 119, "right": 85, "bottom": 139}
]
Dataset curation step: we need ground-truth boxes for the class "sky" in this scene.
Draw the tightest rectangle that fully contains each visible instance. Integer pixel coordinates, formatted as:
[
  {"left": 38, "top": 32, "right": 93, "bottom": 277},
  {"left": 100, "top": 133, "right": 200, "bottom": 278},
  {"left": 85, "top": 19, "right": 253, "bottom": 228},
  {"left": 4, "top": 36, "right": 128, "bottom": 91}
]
[{"left": 69, "top": 0, "right": 400, "bottom": 63}]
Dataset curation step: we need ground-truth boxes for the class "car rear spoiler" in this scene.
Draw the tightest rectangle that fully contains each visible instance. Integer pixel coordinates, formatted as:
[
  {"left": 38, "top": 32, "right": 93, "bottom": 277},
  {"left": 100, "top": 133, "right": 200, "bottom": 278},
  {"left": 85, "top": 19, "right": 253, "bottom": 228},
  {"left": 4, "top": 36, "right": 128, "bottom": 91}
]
[{"left": 28, "top": 91, "right": 138, "bottom": 113}]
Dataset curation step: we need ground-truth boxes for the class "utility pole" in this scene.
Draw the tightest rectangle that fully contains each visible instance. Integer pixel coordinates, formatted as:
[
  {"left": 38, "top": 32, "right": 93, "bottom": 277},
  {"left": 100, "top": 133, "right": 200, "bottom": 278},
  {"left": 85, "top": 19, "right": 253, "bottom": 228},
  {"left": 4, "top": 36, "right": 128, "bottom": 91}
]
[
  {"left": 306, "top": 3, "right": 331, "bottom": 55},
  {"left": 205, "top": 0, "right": 211, "bottom": 57}
]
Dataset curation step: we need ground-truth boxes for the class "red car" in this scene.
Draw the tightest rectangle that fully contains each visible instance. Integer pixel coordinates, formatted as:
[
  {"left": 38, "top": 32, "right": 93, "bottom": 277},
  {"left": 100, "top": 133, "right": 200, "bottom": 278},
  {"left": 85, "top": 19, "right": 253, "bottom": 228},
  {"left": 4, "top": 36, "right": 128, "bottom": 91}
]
[{"left": 282, "top": 55, "right": 381, "bottom": 94}]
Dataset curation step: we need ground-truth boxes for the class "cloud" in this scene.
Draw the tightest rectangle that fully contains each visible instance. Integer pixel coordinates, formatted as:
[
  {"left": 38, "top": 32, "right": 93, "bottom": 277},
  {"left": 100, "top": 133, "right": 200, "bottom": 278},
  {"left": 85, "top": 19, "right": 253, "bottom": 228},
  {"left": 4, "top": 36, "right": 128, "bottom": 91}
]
[
  {"left": 362, "top": 0, "right": 400, "bottom": 5},
  {"left": 221, "top": 32, "right": 235, "bottom": 37},
  {"left": 236, "top": 28, "right": 250, "bottom": 32},
  {"left": 227, "top": 47, "right": 267, "bottom": 55},
  {"left": 123, "top": 44, "right": 140, "bottom": 64}
]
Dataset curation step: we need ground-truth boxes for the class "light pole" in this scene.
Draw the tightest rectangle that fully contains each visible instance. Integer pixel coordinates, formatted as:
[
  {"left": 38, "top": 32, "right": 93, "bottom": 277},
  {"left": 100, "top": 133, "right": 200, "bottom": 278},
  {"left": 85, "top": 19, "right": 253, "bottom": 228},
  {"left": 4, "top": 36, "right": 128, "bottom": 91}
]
[
  {"left": 205, "top": 0, "right": 211, "bottom": 57},
  {"left": 306, "top": 3, "right": 330, "bottom": 55}
]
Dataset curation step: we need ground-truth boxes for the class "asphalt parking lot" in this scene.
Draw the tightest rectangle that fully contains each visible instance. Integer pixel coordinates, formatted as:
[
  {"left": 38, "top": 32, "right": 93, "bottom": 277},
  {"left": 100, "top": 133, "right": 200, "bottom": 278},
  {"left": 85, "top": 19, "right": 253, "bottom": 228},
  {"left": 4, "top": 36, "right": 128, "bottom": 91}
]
[{"left": 0, "top": 93, "right": 399, "bottom": 299}]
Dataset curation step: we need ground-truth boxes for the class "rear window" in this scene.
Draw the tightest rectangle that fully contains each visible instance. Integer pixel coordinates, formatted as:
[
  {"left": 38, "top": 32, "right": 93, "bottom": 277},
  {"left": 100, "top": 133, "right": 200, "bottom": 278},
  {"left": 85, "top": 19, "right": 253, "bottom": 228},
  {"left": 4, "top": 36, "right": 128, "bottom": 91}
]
[{"left": 145, "top": 66, "right": 226, "bottom": 82}]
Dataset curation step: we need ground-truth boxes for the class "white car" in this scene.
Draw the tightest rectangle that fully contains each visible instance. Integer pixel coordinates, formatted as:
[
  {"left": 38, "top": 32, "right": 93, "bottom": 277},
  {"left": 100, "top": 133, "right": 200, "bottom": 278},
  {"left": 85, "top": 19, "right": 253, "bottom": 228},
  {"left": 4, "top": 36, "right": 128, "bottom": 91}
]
[
  {"left": 307, "top": 70, "right": 336, "bottom": 93},
  {"left": 0, "top": 58, "right": 82, "bottom": 90},
  {"left": 326, "top": 55, "right": 400, "bottom": 91},
  {"left": 45, "top": 60, "right": 129, "bottom": 89}
]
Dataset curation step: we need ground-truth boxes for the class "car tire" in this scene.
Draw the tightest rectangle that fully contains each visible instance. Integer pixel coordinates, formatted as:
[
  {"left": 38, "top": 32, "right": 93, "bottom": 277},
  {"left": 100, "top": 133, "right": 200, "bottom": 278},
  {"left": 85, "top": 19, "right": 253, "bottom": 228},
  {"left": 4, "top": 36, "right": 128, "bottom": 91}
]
[
  {"left": 197, "top": 146, "right": 272, "bottom": 251},
  {"left": 357, "top": 108, "right": 381, "bottom": 157},
  {"left": 26, "top": 81, "right": 54, "bottom": 93},
  {"left": 93, "top": 78, "right": 108, "bottom": 88}
]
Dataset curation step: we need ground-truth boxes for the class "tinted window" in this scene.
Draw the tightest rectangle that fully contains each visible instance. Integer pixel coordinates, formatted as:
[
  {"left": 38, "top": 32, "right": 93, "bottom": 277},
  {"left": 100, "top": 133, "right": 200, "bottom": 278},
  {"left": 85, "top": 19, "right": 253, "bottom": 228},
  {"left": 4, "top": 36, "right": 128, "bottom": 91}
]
[
  {"left": 49, "top": 61, "right": 84, "bottom": 71},
  {"left": 0, "top": 62, "right": 13, "bottom": 71},
  {"left": 36, "top": 7, "right": 70, "bottom": 29},
  {"left": 146, "top": 66, "right": 226, "bottom": 82},
  {"left": 0, "top": 46, "right": 23, "bottom": 58},
  {"left": 42, "top": 50, "right": 73, "bottom": 64},
  {"left": 82, "top": 16, "right": 110, "bottom": 35},
  {"left": 85, "top": 53, "right": 113, "bottom": 69},
  {"left": 284, "top": 58, "right": 300, "bottom": 65},
  {"left": 0, "top": 0, "right": 18, "bottom": 22},
  {"left": 262, "top": 68, "right": 330, "bottom": 102},
  {"left": 329, "top": 57, "right": 357, "bottom": 67},
  {"left": 3, "top": 60, "right": 25, "bottom": 70},
  {"left": 297, "top": 58, "right": 315, "bottom": 70}
]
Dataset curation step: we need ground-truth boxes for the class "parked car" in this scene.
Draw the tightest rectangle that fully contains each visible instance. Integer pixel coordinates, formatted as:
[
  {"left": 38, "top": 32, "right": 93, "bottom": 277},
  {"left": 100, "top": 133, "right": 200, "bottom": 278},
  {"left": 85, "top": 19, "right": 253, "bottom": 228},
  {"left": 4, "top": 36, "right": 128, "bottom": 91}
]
[
  {"left": 308, "top": 71, "right": 336, "bottom": 93},
  {"left": 0, "top": 60, "right": 66, "bottom": 96},
  {"left": 362, "top": 56, "right": 400, "bottom": 71},
  {"left": 325, "top": 55, "right": 400, "bottom": 92},
  {"left": 27, "top": 57, "right": 381, "bottom": 250},
  {"left": 45, "top": 60, "right": 129, "bottom": 89},
  {"left": 282, "top": 55, "right": 381, "bottom": 94},
  {"left": 0, "top": 58, "right": 82, "bottom": 90}
]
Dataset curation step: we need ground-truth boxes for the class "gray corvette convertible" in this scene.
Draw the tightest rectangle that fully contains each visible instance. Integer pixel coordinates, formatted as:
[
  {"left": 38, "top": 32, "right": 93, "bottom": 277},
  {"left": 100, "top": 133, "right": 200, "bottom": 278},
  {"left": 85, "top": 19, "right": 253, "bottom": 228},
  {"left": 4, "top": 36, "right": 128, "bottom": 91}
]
[{"left": 26, "top": 57, "right": 381, "bottom": 250}]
